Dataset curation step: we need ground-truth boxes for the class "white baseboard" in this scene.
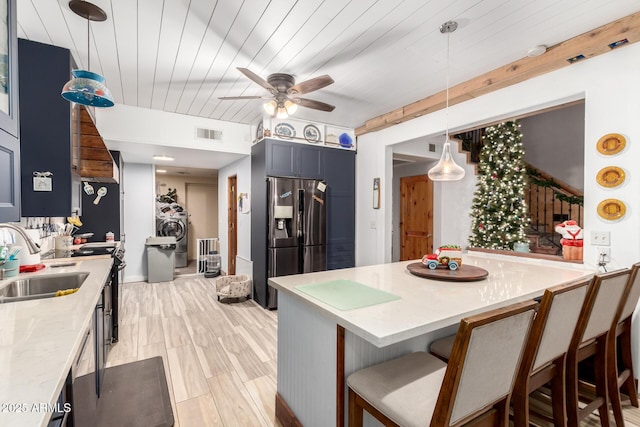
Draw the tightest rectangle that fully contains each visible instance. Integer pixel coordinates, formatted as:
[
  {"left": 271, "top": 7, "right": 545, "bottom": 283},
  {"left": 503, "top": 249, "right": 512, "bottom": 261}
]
[
  {"left": 236, "top": 256, "right": 253, "bottom": 298},
  {"left": 123, "top": 275, "right": 145, "bottom": 283}
]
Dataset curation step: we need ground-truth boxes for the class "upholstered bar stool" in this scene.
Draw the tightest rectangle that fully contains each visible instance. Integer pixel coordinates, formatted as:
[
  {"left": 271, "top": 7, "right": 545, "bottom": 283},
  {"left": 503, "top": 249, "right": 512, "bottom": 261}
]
[
  {"left": 565, "top": 268, "right": 631, "bottom": 427},
  {"left": 511, "top": 279, "right": 591, "bottom": 427},
  {"left": 429, "top": 279, "right": 591, "bottom": 427},
  {"left": 347, "top": 300, "right": 537, "bottom": 427},
  {"left": 604, "top": 262, "right": 640, "bottom": 426}
]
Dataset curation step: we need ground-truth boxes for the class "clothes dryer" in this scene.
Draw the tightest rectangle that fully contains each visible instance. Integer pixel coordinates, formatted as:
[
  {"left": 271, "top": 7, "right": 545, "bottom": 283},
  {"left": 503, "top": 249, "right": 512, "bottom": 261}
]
[{"left": 156, "top": 211, "right": 188, "bottom": 267}]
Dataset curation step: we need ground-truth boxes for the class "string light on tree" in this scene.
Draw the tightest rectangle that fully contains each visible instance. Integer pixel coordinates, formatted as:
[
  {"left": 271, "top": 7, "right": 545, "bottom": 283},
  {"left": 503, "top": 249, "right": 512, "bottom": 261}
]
[{"left": 469, "top": 121, "right": 530, "bottom": 250}]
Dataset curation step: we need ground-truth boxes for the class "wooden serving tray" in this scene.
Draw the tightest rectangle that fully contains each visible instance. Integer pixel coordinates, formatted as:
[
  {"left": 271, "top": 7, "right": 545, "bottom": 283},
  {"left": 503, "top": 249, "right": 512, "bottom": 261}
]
[{"left": 406, "top": 262, "right": 489, "bottom": 282}]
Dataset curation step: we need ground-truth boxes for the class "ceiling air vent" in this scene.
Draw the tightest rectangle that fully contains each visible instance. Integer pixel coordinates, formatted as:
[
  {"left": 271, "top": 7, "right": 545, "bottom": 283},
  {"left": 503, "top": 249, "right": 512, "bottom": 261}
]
[{"left": 195, "top": 127, "right": 223, "bottom": 141}]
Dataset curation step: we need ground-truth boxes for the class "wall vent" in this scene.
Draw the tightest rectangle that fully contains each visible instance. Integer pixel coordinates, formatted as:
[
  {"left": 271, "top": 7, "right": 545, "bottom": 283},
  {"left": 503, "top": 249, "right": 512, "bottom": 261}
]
[
  {"left": 196, "top": 127, "right": 223, "bottom": 141},
  {"left": 429, "top": 143, "right": 436, "bottom": 152}
]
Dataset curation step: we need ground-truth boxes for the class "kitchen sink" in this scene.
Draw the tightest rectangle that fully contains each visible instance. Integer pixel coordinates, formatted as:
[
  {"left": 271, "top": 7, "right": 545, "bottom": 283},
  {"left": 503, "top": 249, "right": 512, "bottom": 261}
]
[{"left": 0, "top": 272, "right": 89, "bottom": 303}]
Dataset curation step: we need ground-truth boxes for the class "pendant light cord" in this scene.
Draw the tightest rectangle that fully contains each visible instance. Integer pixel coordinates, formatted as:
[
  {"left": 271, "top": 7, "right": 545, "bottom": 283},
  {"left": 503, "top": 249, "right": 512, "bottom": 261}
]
[
  {"left": 445, "top": 30, "right": 450, "bottom": 141},
  {"left": 87, "top": 15, "right": 90, "bottom": 70}
]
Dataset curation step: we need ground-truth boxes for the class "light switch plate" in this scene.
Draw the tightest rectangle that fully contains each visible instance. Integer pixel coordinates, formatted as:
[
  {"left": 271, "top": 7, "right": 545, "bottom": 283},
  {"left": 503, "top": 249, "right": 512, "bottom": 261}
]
[{"left": 591, "top": 230, "right": 610, "bottom": 246}]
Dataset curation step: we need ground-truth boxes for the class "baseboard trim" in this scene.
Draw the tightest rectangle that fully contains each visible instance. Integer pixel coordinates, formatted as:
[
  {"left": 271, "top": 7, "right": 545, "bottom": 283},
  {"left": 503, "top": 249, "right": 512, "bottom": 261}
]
[
  {"left": 123, "top": 275, "right": 145, "bottom": 283},
  {"left": 275, "top": 393, "right": 303, "bottom": 427}
]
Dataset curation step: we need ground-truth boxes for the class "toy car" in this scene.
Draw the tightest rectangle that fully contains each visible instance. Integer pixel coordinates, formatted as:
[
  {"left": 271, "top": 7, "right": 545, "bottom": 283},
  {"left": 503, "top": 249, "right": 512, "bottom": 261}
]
[{"left": 421, "top": 245, "right": 463, "bottom": 271}]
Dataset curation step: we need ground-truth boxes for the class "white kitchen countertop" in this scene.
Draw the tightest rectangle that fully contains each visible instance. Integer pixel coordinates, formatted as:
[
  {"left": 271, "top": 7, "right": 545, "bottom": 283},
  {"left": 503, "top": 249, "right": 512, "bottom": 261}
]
[
  {"left": 0, "top": 257, "right": 113, "bottom": 427},
  {"left": 268, "top": 252, "right": 596, "bottom": 347}
]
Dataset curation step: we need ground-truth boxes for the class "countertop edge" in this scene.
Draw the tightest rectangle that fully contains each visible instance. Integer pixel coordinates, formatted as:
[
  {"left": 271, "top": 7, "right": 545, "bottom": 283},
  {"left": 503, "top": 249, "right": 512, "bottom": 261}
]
[
  {"left": 269, "top": 255, "right": 596, "bottom": 348},
  {"left": 0, "top": 257, "right": 113, "bottom": 427}
]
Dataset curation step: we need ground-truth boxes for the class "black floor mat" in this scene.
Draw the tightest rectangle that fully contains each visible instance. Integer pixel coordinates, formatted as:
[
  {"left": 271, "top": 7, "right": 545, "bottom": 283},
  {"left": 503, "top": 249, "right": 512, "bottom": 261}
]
[{"left": 74, "top": 356, "right": 174, "bottom": 427}]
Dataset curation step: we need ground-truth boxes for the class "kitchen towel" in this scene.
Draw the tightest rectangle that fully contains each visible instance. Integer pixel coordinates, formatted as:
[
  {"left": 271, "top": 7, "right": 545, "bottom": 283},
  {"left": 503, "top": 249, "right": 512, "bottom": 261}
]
[{"left": 296, "top": 279, "right": 400, "bottom": 310}]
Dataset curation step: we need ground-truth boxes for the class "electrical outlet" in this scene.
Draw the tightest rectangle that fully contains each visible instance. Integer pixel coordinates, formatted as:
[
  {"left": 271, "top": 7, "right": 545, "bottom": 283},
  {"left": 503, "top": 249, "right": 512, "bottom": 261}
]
[
  {"left": 591, "top": 231, "right": 610, "bottom": 246},
  {"left": 597, "top": 247, "right": 611, "bottom": 262}
]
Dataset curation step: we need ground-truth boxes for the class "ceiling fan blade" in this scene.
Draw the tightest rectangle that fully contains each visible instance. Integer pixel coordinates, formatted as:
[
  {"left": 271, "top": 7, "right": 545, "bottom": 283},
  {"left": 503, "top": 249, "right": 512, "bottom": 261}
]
[
  {"left": 218, "top": 95, "right": 268, "bottom": 100},
  {"left": 289, "top": 75, "right": 334, "bottom": 95},
  {"left": 237, "top": 67, "right": 275, "bottom": 92},
  {"left": 296, "top": 98, "right": 335, "bottom": 112}
]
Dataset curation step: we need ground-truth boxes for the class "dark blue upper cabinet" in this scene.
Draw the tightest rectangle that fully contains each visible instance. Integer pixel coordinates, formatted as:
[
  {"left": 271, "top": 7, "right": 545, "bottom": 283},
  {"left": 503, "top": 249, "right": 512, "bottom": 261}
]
[
  {"left": 0, "top": 0, "right": 20, "bottom": 222},
  {"left": 0, "top": 0, "right": 18, "bottom": 137},
  {"left": 18, "top": 39, "right": 80, "bottom": 217},
  {"left": 265, "top": 139, "right": 324, "bottom": 179}
]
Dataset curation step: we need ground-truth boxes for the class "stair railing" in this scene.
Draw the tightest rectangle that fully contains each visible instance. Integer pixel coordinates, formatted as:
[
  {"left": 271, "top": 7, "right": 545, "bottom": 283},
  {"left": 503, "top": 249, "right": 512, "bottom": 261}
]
[{"left": 525, "top": 164, "right": 583, "bottom": 249}]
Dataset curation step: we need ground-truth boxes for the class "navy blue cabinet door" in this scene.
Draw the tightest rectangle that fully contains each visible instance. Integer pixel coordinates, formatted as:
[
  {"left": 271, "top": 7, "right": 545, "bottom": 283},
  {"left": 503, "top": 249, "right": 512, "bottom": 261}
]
[
  {"left": 0, "top": 131, "right": 20, "bottom": 221},
  {"left": 266, "top": 140, "right": 297, "bottom": 177},
  {"left": 324, "top": 149, "right": 355, "bottom": 269},
  {"left": 265, "top": 139, "right": 324, "bottom": 179},
  {"left": 18, "top": 39, "right": 78, "bottom": 217},
  {"left": 0, "top": 0, "right": 20, "bottom": 222},
  {"left": 0, "top": 0, "right": 18, "bottom": 137}
]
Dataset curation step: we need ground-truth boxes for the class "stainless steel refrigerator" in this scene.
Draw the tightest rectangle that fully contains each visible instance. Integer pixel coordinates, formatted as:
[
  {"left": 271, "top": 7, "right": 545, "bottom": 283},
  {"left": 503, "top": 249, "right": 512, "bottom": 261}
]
[{"left": 267, "top": 177, "right": 327, "bottom": 308}]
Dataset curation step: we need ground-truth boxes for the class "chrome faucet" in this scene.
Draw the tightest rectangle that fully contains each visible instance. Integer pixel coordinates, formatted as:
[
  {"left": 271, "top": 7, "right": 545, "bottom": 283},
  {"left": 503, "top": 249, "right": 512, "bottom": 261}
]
[{"left": 0, "top": 223, "right": 41, "bottom": 254}]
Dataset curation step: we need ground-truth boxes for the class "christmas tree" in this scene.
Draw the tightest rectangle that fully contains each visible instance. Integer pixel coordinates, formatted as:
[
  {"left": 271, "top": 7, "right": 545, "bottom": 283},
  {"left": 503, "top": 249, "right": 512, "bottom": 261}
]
[{"left": 469, "top": 121, "right": 530, "bottom": 250}]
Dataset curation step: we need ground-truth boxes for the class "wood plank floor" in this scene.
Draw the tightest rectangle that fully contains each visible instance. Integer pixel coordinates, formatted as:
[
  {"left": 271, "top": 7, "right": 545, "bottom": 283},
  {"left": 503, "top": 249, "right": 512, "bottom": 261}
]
[
  {"left": 109, "top": 275, "right": 640, "bottom": 427},
  {"left": 107, "top": 275, "right": 279, "bottom": 427}
]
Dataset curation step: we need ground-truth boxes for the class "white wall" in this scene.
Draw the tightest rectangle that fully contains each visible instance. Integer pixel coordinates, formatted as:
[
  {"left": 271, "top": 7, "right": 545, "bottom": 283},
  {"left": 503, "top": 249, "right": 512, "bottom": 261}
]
[
  {"left": 122, "top": 163, "right": 155, "bottom": 282},
  {"left": 521, "top": 102, "right": 585, "bottom": 190},
  {"left": 95, "top": 104, "right": 251, "bottom": 155},
  {"left": 357, "top": 42, "right": 640, "bottom": 271},
  {"left": 217, "top": 156, "right": 252, "bottom": 274},
  {"left": 356, "top": 42, "right": 640, "bottom": 371}
]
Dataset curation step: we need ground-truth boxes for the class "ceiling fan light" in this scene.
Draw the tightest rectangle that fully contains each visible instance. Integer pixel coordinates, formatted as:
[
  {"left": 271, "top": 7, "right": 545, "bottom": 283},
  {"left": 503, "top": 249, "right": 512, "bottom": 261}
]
[
  {"left": 428, "top": 140, "right": 466, "bottom": 181},
  {"left": 276, "top": 106, "right": 288, "bottom": 119},
  {"left": 263, "top": 100, "right": 277, "bottom": 115},
  {"left": 284, "top": 100, "right": 298, "bottom": 114}
]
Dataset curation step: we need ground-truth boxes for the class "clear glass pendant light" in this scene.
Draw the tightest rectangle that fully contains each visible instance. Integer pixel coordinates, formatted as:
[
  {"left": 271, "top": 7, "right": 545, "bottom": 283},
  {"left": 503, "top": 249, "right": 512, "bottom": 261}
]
[{"left": 428, "top": 21, "right": 465, "bottom": 182}]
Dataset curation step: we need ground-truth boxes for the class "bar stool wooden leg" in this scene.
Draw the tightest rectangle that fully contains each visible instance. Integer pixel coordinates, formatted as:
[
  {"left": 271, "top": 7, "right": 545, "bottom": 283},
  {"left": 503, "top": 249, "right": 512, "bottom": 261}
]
[
  {"left": 550, "top": 356, "right": 567, "bottom": 427},
  {"left": 566, "top": 351, "right": 580, "bottom": 427},
  {"left": 619, "top": 319, "right": 639, "bottom": 407},
  {"left": 607, "top": 318, "right": 638, "bottom": 427},
  {"left": 593, "top": 339, "right": 611, "bottom": 427},
  {"left": 511, "top": 381, "right": 530, "bottom": 427},
  {"left": 348, "top": 388, "right": 363, "bottom": 427}
]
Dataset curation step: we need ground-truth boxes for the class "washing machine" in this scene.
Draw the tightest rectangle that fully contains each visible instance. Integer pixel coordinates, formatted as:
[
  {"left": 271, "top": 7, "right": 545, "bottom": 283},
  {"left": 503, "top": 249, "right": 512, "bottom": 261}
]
[{"left": 156, "top": 211, "right": 188, "bottom": 267}]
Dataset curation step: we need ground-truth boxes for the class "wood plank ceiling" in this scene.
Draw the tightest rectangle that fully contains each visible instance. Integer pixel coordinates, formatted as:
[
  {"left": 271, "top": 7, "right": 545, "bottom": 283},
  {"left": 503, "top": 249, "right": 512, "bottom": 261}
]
[{"left": 17, "top": 0, "right": 640, "bottom": 131}]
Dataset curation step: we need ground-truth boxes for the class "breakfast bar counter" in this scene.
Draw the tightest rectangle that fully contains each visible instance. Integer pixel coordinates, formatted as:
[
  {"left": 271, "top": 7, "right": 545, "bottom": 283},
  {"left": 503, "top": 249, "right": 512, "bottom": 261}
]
[{"left": 268, "top": 252, "right": 595, "bottom": 426}]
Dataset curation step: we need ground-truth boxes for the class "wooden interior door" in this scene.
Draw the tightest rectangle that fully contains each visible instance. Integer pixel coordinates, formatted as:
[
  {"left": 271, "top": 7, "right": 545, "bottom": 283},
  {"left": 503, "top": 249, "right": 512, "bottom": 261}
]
[
  {"left": 227, "top": 176, "right": 238, "bottom": 275},
  {"left": 185, "top": 183, "right": 218, "bottom": 260},
  {"left": 400, "top": 174, "right": 433, "bottom": 261}
]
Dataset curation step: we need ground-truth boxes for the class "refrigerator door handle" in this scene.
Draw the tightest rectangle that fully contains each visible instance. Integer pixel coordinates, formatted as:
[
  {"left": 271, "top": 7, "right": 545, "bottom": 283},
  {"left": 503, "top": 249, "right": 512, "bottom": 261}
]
[{"left": 297, "top": 189, "right": 304, "bottom": 238}]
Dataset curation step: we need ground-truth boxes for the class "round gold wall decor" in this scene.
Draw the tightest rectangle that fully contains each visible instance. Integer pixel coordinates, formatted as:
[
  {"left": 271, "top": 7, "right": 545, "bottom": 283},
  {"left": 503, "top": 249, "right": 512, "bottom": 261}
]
[
  {"left": 596, "top": 166, "right": 625, "bottom": 188},
  {"left": 597, "top": 199, "right": 626, "bottom": 221},
  {"left": 597, "top": 133, "right": 626, "bottom": 155}
]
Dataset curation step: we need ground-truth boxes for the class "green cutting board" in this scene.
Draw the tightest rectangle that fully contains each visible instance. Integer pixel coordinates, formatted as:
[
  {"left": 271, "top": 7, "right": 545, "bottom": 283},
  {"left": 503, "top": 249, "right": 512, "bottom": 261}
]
[{"left": 296, "top": 279, "right": 400, "bottom": 311}]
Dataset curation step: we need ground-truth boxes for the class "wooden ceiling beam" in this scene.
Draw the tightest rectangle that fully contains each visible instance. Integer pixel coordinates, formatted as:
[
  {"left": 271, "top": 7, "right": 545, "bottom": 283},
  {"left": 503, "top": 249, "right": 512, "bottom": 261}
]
[{"left": 356, "top": 11, "right": 640, "bottom": 136}]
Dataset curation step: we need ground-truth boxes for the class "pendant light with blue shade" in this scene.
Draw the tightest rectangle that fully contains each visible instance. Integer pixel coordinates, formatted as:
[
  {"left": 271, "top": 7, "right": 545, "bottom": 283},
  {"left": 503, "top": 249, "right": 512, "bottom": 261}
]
[{"left": 61, "top": 1, "right": 114, "bottom": 108}]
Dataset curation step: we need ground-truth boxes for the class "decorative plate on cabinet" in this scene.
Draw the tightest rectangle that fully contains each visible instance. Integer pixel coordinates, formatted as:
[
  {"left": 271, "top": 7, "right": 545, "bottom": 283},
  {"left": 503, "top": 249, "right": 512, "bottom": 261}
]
[
  {"left": 596, "top": 166, "right": 625, "bottom": 188},
  {"left": 596, "top": 133, "right": 626, "bottom": 155},
  {"left": 597, "top": 199, "right": 626, "bottom": 221},
  {"left": 303, "top": 124, "right": 321, "bottom": 143},
  {"left": 256, "top": 121, "right": 264, "bottom": 141},
  {"left": 274, "top": 123, "right": 296, "bottom": 139}
]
